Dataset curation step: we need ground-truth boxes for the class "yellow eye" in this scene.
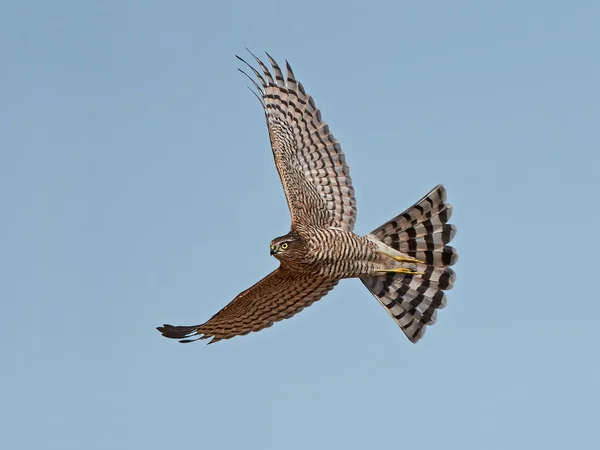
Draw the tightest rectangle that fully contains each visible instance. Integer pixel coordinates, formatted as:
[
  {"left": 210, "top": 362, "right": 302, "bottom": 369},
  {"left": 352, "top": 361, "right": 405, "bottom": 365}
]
[{"left": 280, "top": 242, "right": 289, "bottom": 250}]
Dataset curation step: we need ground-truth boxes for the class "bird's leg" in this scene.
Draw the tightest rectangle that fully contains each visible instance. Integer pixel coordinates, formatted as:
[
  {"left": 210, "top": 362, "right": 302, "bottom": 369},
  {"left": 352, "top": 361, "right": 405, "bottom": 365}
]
[
  {"left": 378, "top": 251, "right": 424, "bottom": 265},
  {"left": 375, "top": 251, "right": 425, "bottom": 275},
  {"left": 375, "top": 267, "right": 425, "bottom": 276}
]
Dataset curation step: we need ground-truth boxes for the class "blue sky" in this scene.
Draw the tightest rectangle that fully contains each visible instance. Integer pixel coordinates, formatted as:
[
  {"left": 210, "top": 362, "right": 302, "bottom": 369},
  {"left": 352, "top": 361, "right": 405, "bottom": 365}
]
[{"left": 2, "top": 1, "right": 599, "bottom": 449}]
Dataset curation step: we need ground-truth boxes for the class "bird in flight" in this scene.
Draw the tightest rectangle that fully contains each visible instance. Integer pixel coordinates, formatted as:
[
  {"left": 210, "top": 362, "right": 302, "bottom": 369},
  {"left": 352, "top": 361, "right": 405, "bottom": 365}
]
[{"left": 157, "top": 51, "right": 458, "bottom": 345}]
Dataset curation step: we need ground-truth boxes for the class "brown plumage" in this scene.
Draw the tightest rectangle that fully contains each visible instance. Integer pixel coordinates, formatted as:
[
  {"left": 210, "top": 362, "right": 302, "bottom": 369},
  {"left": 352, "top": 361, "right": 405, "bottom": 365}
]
[{"left": 157, "top": 51, "right": 458, "bottom": 345}]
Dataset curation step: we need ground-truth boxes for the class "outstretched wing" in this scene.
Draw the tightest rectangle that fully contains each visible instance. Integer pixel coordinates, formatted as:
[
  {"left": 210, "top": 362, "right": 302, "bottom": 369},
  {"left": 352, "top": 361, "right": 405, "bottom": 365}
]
[
  {"left": 238, "top": 51, "right": 357, "bottom": 232},
  {"left": 157, "top": 269, "right": 338, "bottom": 344}
]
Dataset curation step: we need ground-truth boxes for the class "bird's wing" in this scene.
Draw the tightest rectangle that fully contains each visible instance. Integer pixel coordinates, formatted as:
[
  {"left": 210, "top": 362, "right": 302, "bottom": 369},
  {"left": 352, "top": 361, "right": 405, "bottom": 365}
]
[
  {"left": 157, "top": 268, "right": 338, "bottom": 344},
  {"left": 238, "top": 51, "right": 357, "bottom": 231}
]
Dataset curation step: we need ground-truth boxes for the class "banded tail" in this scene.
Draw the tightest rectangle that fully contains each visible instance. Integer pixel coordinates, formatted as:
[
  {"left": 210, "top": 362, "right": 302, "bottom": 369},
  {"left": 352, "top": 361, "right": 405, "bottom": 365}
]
[{"left": 361, "top": 185, "right": 458, "bottom": 343}]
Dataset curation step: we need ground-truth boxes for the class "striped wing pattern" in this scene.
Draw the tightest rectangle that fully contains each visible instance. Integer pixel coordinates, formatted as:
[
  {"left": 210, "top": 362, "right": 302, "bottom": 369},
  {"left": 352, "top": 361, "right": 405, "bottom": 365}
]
[
  {"left": 362, "top": 185, "right": 458, "bottom": 343},
  {"left": 158, "top": 269, "right": 338, "bottom": 344},
  {"left": 238, "top": 51, "right": 357, "bottom": 231}
]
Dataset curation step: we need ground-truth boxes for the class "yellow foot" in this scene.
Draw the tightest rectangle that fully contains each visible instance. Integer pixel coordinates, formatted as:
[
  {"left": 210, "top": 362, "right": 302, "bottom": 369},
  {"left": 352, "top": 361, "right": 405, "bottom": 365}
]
[
  {"left": 378, "top": 252, "right": 424, "bottom": 265},
  {"left": 375, "top": 268, "right": 425, "bottom": 276}
]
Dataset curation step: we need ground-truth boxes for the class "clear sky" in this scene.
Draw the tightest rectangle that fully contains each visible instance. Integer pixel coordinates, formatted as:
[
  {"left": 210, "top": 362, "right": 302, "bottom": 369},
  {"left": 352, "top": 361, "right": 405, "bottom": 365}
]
[{"left": 2, "top": 1, "right": 599, "bottom": 449}]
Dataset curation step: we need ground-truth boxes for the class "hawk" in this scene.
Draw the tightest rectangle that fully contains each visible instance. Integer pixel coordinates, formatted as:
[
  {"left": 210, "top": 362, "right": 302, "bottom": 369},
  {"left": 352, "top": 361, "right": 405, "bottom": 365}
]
[{"left": 157, "top": 51, "right": 458, "bottom": 345}]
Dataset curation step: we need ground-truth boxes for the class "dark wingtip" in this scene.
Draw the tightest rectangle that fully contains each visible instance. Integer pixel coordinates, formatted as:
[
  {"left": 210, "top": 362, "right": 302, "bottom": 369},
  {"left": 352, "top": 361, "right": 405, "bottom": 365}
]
[
  {"left": 157, "top": 323, "right": 202, "bottom": 342},
  {"left": 156, "top": 324, "right": 169, "bottom": 335},
  {"left": 264, "top": 50, "right": 274, "bottom": 61},
  {"left": 244, "top": 47, "right": 258, "bottom": 59}
]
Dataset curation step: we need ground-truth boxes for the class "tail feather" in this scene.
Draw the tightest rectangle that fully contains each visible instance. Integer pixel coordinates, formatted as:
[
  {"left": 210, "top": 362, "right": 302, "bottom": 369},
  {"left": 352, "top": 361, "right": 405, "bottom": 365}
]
[
  {"left": 361, "top": 185, "right": 458, "bottom": 343},
  {"left": 371, "top": 185, "right": 449, "bottom": 235},
  {"left": 396, "top": 220, "right": 455, "bottom": 240}
]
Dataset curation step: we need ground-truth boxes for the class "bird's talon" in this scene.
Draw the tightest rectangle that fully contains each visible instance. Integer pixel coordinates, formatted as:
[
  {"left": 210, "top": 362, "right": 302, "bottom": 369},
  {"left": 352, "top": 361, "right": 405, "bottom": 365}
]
[
  {"left": 375, "top": 268, "right": 424, "bottom": 276},
  {"left": 378, "top": 252, "right": 424, "bottom": 265}
]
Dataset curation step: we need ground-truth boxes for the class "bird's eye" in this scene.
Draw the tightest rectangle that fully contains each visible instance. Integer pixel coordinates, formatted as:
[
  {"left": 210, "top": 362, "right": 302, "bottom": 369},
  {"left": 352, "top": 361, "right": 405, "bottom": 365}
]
[{"left": 280, "top": 242, "right": 289, "bottom": 250}]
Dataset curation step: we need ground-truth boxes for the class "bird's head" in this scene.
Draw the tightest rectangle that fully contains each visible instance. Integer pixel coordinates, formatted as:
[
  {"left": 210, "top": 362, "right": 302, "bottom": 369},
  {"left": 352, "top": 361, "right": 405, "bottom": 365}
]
[{"left": 270, "top": 231, "right": 303, "bottom": 261}]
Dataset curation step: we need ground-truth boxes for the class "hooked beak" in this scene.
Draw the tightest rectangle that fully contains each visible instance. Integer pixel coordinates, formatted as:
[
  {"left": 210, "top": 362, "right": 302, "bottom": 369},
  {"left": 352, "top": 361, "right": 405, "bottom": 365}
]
[{"left": 270, "top": 249, "right": 275, "bottom": 255}]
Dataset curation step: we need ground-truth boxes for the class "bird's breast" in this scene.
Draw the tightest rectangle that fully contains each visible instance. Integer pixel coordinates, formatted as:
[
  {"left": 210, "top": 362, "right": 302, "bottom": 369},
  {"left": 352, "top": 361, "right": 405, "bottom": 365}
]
[{"left": 300, "top": 228, "right": 379, "bottom": 278}]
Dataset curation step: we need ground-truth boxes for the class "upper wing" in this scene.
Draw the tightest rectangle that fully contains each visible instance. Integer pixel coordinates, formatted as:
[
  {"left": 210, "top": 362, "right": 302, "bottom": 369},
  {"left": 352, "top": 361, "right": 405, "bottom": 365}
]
[
  {"left": 157, "top": 268, "right": 338, "bottom": 344},
  {"left": 238, "top": 51, "right": 357, "bottom": 231}
]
